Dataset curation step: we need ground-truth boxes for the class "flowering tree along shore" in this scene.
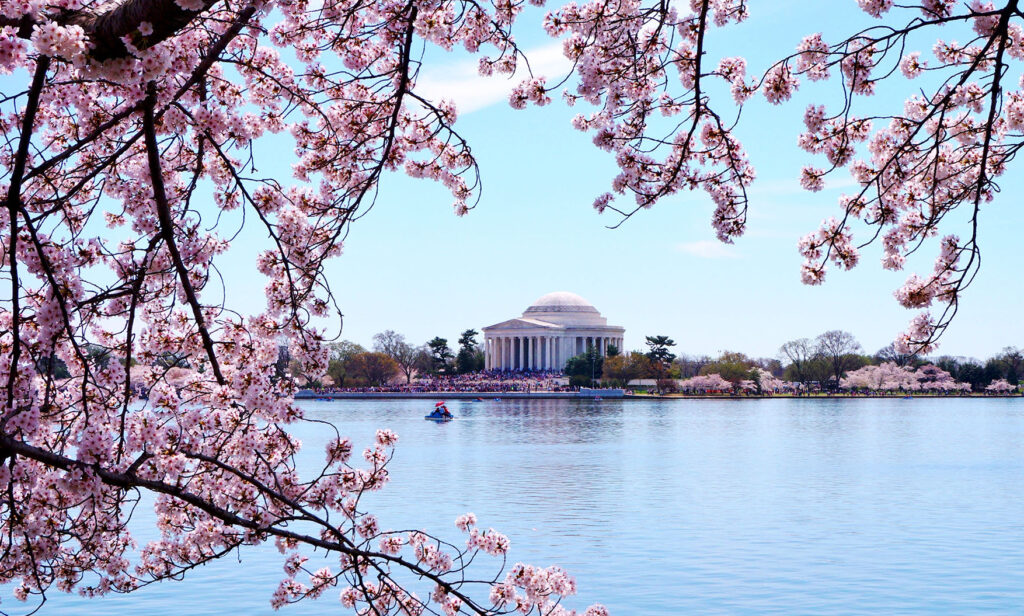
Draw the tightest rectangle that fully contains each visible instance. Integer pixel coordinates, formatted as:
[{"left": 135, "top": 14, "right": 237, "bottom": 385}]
[{"left": 2, "top": 0, "right": 1024, "bottom": 612}]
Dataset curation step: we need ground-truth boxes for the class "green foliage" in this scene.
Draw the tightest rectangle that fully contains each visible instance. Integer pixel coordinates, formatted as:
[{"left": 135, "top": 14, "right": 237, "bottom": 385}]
[
  {"left": 372, "top": 331, "right": 419, "bottom": 383},
  {"left": 325, "top": 340, "right": 367, "bottom": 387},
  {"left": 564, "top": 347, "right": 604, "bottom": 380},
  {"left": 456, "top": 348, "right": 485, "bottom": 374},
  {"left": 569, "top": 374, "right": 594, "bottom": 388},
  {"left": 458, "top": 329, "right": 479, "bottom": 349},
  {"left": 426, "top": 337, "right": 455, "bottom": 373},
  {"left": 348, "top": 352, "right": 400, "bottom": 386},
  {"left": 783, "top": 356, "right": 832, "bottom": 385},
  {"left": 455, "top": 330, "right": 484, "bottom": 373},
  {"left": 958, "top": 362, "right": 988, "bottom": 390},
  {"left": 36, "top": 356, "right": 71, "bottom": 380},
  {"left": 601, "top": 352, "right": 653, "bottom": 382},
  {"left": 644, "top": 335, "right": 676, "bottom": 365},
  {"left": 606, "top": 344, "right": 620, "bottom": 357},
  {"left": 700, "top": 351, "right": 755, "bottom": 384}
]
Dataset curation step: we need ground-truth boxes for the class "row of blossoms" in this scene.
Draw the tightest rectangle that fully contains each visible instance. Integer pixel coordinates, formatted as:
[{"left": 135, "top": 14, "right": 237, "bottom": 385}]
[
  {"left": 838, "top": 362, "right": 1015, "bottom": 393},
  {"left": 675, "top": 369, "right": 798, "bottom": 394}
]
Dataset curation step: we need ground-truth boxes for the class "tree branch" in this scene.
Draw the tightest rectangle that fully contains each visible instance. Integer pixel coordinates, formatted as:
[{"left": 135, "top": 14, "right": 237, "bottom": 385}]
[{"left": 2, "top": 0, "right": 221, "bottom": 61}]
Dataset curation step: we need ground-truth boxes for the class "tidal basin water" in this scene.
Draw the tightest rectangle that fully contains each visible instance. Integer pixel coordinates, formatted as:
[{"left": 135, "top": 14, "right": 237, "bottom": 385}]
[{"left": 24, "top": 397, "right": 1024, "bottom": 615}]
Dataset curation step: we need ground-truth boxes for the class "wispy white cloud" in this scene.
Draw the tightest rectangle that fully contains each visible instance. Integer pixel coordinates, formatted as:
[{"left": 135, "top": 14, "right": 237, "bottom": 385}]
[
  {"left": 674, "top": 240, "right": 741, "bottom": 259},
  {"left": 415, "top": 42, "right": 571, "bottom": 115}
]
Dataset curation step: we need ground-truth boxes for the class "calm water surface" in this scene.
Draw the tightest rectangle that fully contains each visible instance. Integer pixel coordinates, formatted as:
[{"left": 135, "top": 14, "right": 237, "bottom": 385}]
[{"left": 20, "top": 397, "right": 1024, "bottom": 615}]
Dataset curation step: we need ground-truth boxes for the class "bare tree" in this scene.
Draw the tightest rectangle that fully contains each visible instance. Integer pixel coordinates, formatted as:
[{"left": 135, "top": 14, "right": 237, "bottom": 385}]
[
  {"left": 779, "top": 338, "right": 818, "bottom": 386},
  {"left": 875, "top": 342, "right": 915, "bottom": 367},
  {"left": 373, "top": 330, "right": 419, "bottom": 383},
  {"left": 815, "top": 330, "right": 863, "bottom": 387}
]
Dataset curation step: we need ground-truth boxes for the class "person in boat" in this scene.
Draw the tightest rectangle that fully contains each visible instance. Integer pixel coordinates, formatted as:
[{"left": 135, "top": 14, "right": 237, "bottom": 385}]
[{"left": 430, "top": 402, "right": 452, "bottom": 419}]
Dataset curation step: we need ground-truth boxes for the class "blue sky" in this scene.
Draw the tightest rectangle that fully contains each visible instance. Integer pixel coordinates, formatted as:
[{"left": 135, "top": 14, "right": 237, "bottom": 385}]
[
  {"left": 291, "top": 1, "right": 1024, "bottom": 360},
  {"left": 6, "top": 1, "right": 1023, "bottom": 361}
]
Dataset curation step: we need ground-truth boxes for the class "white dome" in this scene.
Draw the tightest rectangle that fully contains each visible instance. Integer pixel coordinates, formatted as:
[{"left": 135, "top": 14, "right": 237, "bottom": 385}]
[{"left": 525, "top": 291, "right": 598, "bottom": 313}]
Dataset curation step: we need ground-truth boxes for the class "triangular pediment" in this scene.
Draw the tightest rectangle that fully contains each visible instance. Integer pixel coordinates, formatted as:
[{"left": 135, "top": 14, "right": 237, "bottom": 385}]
[{"left": 483, "top": 318, "right": 562, "bottom": 331}]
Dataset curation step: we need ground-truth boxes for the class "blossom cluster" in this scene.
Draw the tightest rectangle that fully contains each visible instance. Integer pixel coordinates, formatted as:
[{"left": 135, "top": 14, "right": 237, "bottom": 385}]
[
  {"left": 781, "top": 1, "right": 1024, "bottom": 352},
  {"left": 840, "top": 362, "right": 972, "bottom": 392},
  {"left": 0, "top": 0, "right": 605, "bottom": 614}
]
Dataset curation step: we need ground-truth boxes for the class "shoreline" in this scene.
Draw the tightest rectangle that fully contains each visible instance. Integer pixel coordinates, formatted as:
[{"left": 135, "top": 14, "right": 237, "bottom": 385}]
[{"left": 296, "top": 391, "right": 1024, "bottom": 401}]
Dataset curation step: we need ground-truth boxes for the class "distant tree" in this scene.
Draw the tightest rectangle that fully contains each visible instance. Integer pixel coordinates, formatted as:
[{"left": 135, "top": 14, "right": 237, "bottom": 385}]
[
  {"left": 755, "top": 358, "right": 784, "bottom": 377},
  {"left": 602, "top": 352, "right": 652, "bottom": 383},
  {"left": 427, "top": 337, "right": 455, "bottom": 373},
  {"left": 458, "top": 329, "right": 479, "bottom": 349},
  {"left": 565, "top": 347, "right": 604, "bottom": 383},
  {"left": 997, "top": 346, "right": 1023, "bottom": 385},
  {"left": 83, "top": 342, "right": 113, "bottom": 370},
  {"left": 815, "top": 330, "right": 863, "bottom": 387},
  {"left": 274, "top": 343, "right": 291, "bottom": 381},
  {"left": 606, "top": 344, "right": 621, "bottom": 357},
  {"left": 875, "top": 342, "right": 916, "bottom": 367},
  {"left": 329, "top": 340, "right": 368, "bottom": 362},
  {"left": 779, "top": 338, "right": 818, "bottom": 387},
  {"left": 326, "top": 340, "right": 367, "bottom": 388},
  {"left": 673, "top": 354, "right": 711, "bottom": 378},
  {"left": 152, "top": 350, "right": 188, "bottom": 370},
  {"left": 373, "top": 330, "right": 420, "bottom": 383},
  {"left": 783, "top": 356, "right": 832, "bottom": 387},
  {"left": 655, "top": 378, "right": 678, "bottom": 394},
  {"left": 700, "top": 351, "right": 756, "bottom": 384},
  {"left": 455, "top": 329, "right": 485, "bottom": 374},
  {"left": 36, "top": 355, "right": 71, "bottom": 380},
  {"left": 348, "top": 352, "right": 400, "bottom": 386},
  {"left": 413, "top": 346, "right": 435, "bottom": 376},
  {"left": 645, "top": 335, "right": 677, "bottom": 366},
  {"left": 372, "top": 330, "right": 406, "bottom": 357},
  {"left": 983, "top": 356, "right": 1007, "bottom": 387},
  {"left": 957, "top": 361, "right": 989, "bottom": 391},
  {"left": 986, "top": 379, "right": 1018, "bottom": 394}
]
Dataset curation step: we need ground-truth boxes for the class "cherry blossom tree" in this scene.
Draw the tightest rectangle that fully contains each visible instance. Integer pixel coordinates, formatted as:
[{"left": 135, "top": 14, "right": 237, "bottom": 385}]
[
  {"left": 0, "top": 0, "right": 611, "bottom": 613},
  {"left": 914, "top": 363, "right": 959, "bottom": 390},
  {"left": 840, "top": 361, "right": 969, "bottom": 391},
  {"left": 752, "top": 367, "right": 786, "bottom": 393},
  {"left": 536, "top": 0, "right": 1024, "bottom": 353},
  {"left": 4, "top": 0, "right": 1024, "bottom": 612},
  {"left": 841, "top": 362, "right": 919, "bottom": 390},
  {"left": 985, "top": 378, "right": 1017, "bottom": 393},
  {"left": 678, "top": 373, "right": 732, "bottom": 392}
]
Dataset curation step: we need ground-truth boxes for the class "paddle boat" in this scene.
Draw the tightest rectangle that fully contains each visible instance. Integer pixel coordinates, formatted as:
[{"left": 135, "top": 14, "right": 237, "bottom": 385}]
[{"left": 425, "top": 401, "right": 454, "bottom": 422}]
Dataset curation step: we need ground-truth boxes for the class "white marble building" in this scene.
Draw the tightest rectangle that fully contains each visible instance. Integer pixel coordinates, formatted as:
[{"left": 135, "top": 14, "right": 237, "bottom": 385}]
[{"left": 483, "top": 292, "right": 625, "bottom": 372}]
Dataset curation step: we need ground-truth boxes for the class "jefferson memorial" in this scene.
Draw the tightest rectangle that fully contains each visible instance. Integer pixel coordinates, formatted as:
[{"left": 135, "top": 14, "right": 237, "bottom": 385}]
[{"left": 482, "top": 292, "right": 626, "bottom": 371}]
